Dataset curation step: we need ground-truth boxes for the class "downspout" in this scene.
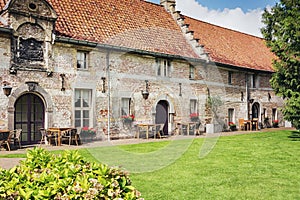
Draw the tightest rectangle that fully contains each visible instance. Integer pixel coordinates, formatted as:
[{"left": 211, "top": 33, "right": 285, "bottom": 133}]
[
  {"left": 245, "top": 73, "right": 249, "bottom": 120},
  {"left": 106, "top": 51, "right": 111, "bottom": 141}
]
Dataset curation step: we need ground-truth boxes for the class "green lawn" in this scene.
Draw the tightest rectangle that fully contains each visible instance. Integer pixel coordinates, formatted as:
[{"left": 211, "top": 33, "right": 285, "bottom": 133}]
[
  {"left": 81, "top": 130, "right": 300, "bottom": 199},
  {"left": 1, "top": 130, "right": 300, "bottom": 199}
]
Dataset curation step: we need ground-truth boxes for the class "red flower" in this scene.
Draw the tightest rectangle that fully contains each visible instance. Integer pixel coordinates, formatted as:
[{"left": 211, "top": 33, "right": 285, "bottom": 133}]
[
  {"left": 121, "top": 114, "right": 135, "bottom": 121},
  {"left": 190, "top": 113, "right": 199, "bottom": 118}
]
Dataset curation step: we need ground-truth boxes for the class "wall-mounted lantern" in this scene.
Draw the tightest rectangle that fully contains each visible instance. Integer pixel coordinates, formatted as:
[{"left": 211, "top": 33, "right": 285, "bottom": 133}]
[
  {"left": 2, "top": 81, "right": 12, "bottom": 97},
  {"left": 101, "top": 77, "right": 106, "bottom": 93},
  {"left": 141, "top": 80, "right": 149, "bottom": 100}
]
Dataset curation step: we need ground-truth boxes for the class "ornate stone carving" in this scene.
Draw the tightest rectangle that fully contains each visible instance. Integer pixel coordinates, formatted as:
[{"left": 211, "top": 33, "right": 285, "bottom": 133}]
[
  {"left": 11, "top": 0, "right": 54, "bottom": 18},
  {"left": 17, "top": 23, "right": 45, "bottom": 40}
]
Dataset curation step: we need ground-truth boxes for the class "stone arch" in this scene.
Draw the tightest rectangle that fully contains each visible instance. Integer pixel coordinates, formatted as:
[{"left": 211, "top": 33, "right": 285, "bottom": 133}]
[
  {"left": 7, "top": 83, "right": 54, "bottom": 130},
  {"left": 151, "top": 94, "right": 175, "bottom": 115},
  {"left": 16, "top": 23, "right": 45, "bottom": 40}
]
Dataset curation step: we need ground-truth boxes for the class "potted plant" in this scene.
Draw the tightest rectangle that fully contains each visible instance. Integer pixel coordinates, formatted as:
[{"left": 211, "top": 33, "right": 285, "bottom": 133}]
[
  {"left": 121, "top": 114, "right": 135, "bottom": 123},
  {"left": 272, "top": 120, "right": 279, "bottom": 128},
  {"left": 81, "top": 127, "right": 96, "bottom": 141},
  {"left": 228, "top": 122, "right": 237, "bottom": 131},
  {"left": 190, "top": 112, "right": 199, "bottom": 122}
]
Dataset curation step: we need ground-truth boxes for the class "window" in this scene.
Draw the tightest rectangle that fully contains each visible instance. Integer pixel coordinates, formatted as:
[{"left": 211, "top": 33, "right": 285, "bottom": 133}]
[
  {"left": 251, "top": 74, "right": 257, "bottom": 88},
  {"left": 228, "top": 71, "right": 232, "bottom": 85},
  {"left": 74, "top": 89, "right": 92, "bottom": 127},
  {"left": 228, "top": 108, "right": 234, "bottom": 123},
  {"left": 189, "top": 65, "right": 195, "bottom": 79},
  {"left": 156, "top": 58, "right": 171, "bottom": 77},
  {"left": 121, "top": 98, "right": 131, "bottom": 116},
  {"left": 272, "top": 108, "right": 277, "bottom": 121},
  {"left": 190, "top": 99, "right": 197, "bottom": 114},
  {"left": 77, "top": 51, "right": 88, "bottom": 69}
]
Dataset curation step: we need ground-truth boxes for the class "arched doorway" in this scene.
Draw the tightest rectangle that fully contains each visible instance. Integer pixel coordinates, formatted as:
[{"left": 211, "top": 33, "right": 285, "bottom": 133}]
[
  {"left": 14, "top": 93, "right": 45, "bottom": 144},
  {"left": 252, "top": 102, "right": 260, "bottom": 119},
  {"left": 155, "top": 100, "right": 169, "bottom": 135}
]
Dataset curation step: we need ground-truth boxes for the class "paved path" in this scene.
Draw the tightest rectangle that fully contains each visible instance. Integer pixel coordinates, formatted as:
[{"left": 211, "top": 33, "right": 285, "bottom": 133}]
[{"left": 0, "top": 127, "right": 295, "bottom": 170}]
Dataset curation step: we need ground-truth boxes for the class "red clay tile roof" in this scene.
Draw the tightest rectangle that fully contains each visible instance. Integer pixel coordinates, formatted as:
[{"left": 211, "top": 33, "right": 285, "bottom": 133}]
[
  {"left": 183, "top": 15, "right": 276, "bottom": 72},
  {"left": 0, "top": 0, "right": 276, "bottom": 71},
  {"left": 0, "top": 0, "right": 199, "bottom": 59}
]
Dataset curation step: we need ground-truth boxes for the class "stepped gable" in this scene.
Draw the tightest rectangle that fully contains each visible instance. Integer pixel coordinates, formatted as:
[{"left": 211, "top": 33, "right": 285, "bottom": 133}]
[
  {"left": 182, "top": 15, "right": 276, "bottom": 72},
  {"left": 0, "top": 0, "right": 200, "bottom": 59}
]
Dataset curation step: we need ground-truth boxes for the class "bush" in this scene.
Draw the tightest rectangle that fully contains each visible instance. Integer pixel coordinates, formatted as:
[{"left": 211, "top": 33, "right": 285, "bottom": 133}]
[{"left": 0, "top": 148, "right": 142, "bottom": 200}]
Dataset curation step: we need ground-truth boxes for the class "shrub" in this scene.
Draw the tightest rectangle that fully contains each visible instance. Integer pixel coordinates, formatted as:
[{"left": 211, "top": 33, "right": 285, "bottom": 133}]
[{"left": 0, "top": 148, "right": 142, "bottom": 200}]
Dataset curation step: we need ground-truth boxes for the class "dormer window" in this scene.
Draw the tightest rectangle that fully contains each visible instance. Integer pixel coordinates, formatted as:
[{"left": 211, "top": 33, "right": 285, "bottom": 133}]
[
  {"left": 156, "top": 58, "right": 171, "bottom": 77},
  {"left": 77, "top": 51, "right": 88, "bottom": 69}
]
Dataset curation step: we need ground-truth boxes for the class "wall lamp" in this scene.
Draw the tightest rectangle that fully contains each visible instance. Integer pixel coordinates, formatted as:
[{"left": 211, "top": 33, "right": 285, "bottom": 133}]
[
  {"left": 141, "top": 80, "right": 149, "bottom": 100},
  {"left": 2, "top": 81, "right": 12, "bottom": 97},
  {"left": 248, "top": 98, "right": 254, "bottom": 104}
]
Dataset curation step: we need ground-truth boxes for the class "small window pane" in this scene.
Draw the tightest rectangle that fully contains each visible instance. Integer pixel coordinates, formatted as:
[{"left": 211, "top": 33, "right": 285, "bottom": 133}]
[
  {"left": 83, "top": 119, "right": 89, "bottom": 127},
  {"left": 75, "top": 110, "right": 81, "bottom": 118},
  {"left": 83, "top": 110, "right": 89, "bottom": 118},
  {"left": 75, "top": 120, "right": 81, "bottom": 127}
]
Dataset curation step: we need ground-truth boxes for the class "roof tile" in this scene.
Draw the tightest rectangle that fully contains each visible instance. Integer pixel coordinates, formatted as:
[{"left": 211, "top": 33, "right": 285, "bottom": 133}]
[{"left": 183, "top": 15, "right": 276, "bottom": 71}]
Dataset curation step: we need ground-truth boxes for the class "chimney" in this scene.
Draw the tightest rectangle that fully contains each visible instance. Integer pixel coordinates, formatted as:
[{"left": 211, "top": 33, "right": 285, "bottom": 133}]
[{"left": 160, "top": 0, "right": 176, "bottom": 13}]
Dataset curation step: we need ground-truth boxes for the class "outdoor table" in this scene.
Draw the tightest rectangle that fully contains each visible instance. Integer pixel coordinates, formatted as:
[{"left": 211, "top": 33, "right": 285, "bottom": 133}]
[
  {"left": 176, "top": 122, "right": 197, "bottom": 135},
  {"left": 136, "top": 124, "right": 156, "bottom": 139},
  {"left": 47, "top": 127, "right": 73, "bottom": 146}
]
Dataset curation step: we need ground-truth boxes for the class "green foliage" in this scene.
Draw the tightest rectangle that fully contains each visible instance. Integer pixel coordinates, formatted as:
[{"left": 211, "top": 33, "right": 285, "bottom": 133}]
[
  {"left": 0, "top": 148, "right": 141, "bottom": 200},
  {"left": 261, "top": 0, "right": 300, "bottom": 128}
]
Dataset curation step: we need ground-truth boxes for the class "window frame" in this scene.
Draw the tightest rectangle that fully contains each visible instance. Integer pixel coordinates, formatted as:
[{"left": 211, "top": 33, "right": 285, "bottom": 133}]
[
  {"left": 74, "top": 89, "right": 92, "bottom": 128},
  {"left": 121, "top": 97, "right": 131, "bottom": 116},
  {"left": 189, "top": 65, "right": 195, "bottom": 80},
  {"left": 190, "top": 99, "right": 197, "bottom": 114},
  {"left": 76, "top": 51, "right": 88, "bottom": 70},
  {"left": 228, "top": 108, "right": 234, "bottom": 123},
  {"left": 156, "top": 58, "right": 172, "bottom": 77},
  {"left": 228, "top": 71, "right": 232, "bottom": 85}
]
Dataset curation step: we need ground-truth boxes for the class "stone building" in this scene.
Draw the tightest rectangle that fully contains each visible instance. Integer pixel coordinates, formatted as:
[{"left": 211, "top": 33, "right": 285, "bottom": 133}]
[{"left": 0, "top": 0, "right": 283, "bottom": 144}]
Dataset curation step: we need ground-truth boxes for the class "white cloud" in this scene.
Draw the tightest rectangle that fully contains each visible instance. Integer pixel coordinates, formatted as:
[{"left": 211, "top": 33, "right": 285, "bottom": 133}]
[{"left": 176, "top": 0, "right": 265, "bottom": 37}]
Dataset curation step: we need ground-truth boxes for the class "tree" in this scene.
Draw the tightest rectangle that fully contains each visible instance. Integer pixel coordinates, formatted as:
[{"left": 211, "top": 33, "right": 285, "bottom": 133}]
[{"left": 261, "top": 0, "right": 300, "bottom": 129}]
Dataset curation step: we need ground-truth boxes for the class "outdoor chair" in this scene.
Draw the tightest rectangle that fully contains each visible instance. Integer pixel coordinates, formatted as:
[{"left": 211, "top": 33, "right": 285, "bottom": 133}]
[
  {"left": 40, "top": 128, "right": 57, "bottom": 146},
  {"left": 61, "top": 129, "right": 79, "bottom": 145},
  {"left": 238, "top": 118, "right": 246, "bottom": 131},
  {"left": 14, "top": 129, "right": 22, "bottom": 149},
  {"left": 0, "top": 130, "right": 14, "bottom": 151}
]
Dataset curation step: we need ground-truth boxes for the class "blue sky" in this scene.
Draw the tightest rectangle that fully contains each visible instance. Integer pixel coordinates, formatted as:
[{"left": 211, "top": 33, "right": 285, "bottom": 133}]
[
  {"left": 148, "top": 0, "right": 278, "bottom": 12},
  {"left": 146, "top": 0, "right": 279, "bottom": 37}
]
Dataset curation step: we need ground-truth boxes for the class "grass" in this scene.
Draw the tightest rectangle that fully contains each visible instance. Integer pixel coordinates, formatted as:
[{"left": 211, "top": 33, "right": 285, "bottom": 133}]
[
  {"left": 129, "top": 130, "right": 300, "bottom": 199},
  {"left": 1, "top": 130, "right": 300, "bottom": 199}
]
